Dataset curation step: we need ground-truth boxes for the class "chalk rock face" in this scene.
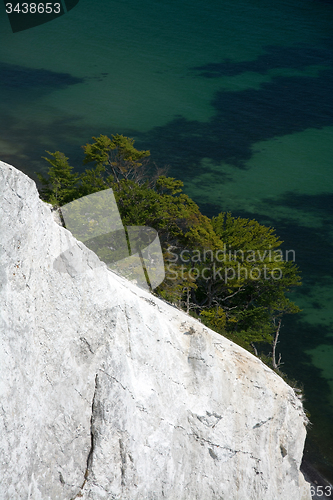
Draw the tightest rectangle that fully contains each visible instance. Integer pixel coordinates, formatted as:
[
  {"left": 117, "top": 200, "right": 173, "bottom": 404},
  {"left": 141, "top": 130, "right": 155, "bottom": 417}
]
[{"left": 0, "top": 161, "right": 311, "bottom": 500}]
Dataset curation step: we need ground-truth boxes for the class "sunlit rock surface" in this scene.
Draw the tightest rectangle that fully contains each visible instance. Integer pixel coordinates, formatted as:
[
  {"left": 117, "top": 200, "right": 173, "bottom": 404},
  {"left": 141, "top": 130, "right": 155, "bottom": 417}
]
[{"left": 0, "top": 161, "right": 311, "bottom": 500}]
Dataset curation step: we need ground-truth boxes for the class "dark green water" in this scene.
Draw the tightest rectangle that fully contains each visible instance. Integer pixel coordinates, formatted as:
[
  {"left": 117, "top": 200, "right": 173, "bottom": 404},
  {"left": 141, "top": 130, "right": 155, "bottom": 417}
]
[{"left": 1, "top": 0, "right": 333, "bottom": 482}]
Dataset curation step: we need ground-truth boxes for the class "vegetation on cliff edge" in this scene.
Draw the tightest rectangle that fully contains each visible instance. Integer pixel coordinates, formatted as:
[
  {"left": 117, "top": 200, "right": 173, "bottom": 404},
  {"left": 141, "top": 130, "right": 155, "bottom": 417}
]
[{"left": 37, "top": 134, "right": 302, "bottom": 373}]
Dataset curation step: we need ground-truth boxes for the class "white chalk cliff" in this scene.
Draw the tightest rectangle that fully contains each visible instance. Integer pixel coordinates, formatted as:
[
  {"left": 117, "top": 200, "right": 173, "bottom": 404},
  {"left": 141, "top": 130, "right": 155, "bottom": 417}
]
[{"left": 0, "top": 161, "right": 311, "bottom": 500}]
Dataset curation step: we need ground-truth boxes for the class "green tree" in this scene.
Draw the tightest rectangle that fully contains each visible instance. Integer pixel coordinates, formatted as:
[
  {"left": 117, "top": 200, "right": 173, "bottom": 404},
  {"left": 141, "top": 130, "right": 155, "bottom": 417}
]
[
  {"left": 193, "top": 213, "right": 301, "bottom": 355},
  {"left": 82, "top": 134, "right": 151, "bottom": 185},
  {"left": 37, "top": 137, "right": 302, "bottom": 369},
  {"left": 37, "top": 151, "right": 79, "bottom": 206}
]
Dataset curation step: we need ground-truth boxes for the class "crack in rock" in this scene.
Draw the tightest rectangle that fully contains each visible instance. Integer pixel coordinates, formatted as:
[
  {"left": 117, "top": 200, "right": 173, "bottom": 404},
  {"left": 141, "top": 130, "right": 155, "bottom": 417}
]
[
  {"left": 196, "top": 411, "right": 223, "bottom": 428},
  {"left": 98, "top": 369, "right": 136, "bottom": 400},
  {"left": 80, "top": 337, "right": 94, "bottom": 354},
  {"left": 70, "top": 374, "right": 98, "bottom": 500},
  {"left": 253, "top": 417, "right": 273, "bottom": 429},
  {"left": 119, "top": 438, "right": 127, "bottom": 487},
  {"left": 190, "top": 432, "right": 262, "bottom": 464}
]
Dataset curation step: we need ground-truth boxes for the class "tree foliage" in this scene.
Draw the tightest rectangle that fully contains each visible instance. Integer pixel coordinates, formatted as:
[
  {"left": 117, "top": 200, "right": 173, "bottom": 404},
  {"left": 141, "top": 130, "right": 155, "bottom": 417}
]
[
  {"left": 82, "top": 134, "right": 151, "bottom": 185},
  {"left": 36, "top": 134, "right": 302, "bottom": 366},
  {"left": 37, "top": 151, "right": 79, "bottom": 206}
]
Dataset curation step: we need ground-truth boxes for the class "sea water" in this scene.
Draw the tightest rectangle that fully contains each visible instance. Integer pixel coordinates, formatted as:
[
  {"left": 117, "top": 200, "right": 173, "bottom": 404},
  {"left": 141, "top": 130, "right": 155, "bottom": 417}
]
[{"left": 1, "top": 0, "right": 333, "bottom": 481}]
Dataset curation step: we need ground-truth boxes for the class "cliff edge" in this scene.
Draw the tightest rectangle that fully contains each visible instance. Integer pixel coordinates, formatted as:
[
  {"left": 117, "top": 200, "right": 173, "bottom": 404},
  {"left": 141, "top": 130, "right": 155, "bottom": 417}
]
[{"left": 0, "top": 161, "right": 311, "bottom": 499}]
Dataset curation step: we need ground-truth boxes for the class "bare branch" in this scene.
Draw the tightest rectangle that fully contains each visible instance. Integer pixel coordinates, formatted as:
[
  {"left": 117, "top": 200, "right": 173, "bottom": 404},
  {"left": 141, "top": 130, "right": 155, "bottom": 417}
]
[
  {"left": 272, "top": 318, "right": 282, "bottom": 369},
  {"left": 251, "top": 343, "right": 258, "bottom": 357},
  {"left": 221, "top": 286, "right": 244, "bottom": 302}
]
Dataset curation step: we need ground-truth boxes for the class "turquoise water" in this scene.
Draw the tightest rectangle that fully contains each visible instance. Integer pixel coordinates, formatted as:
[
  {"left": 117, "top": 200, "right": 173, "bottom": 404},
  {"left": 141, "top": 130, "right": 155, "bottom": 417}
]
[{"left": 1, "top": 0, "right": 333, "bottom": 481}]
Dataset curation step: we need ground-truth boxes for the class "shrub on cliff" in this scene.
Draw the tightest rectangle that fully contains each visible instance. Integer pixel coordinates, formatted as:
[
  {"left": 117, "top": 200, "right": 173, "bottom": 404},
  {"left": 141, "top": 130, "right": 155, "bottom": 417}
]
[{"left": 36, "top": 134, "right": 301, "bottom": 366}]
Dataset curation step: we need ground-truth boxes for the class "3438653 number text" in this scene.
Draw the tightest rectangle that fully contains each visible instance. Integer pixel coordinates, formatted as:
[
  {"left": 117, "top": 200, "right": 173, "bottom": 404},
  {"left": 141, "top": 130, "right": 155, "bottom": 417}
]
[{"left": 5, "top": 3, "right": 61, "bottom": 14}]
